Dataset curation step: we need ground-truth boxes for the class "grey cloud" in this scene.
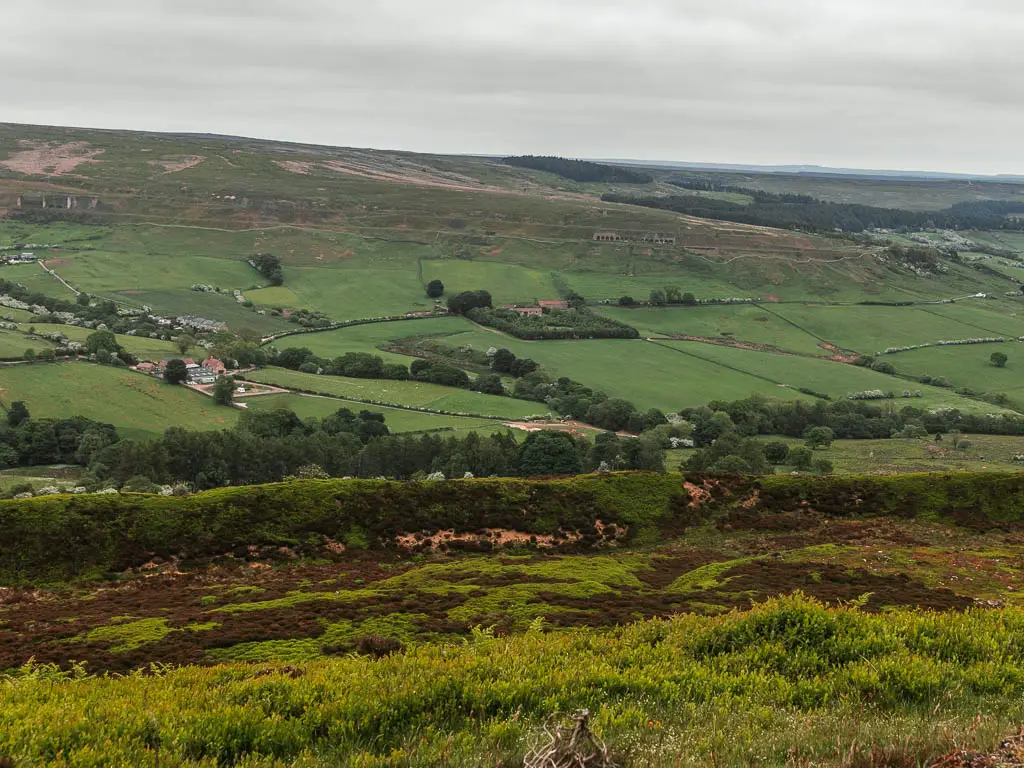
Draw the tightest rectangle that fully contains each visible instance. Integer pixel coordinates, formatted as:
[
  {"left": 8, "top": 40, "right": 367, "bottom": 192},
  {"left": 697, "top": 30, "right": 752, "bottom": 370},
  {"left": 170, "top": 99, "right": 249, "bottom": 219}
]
[{"left": 3, "top": 0, "right": 1024, "bottom": 173}]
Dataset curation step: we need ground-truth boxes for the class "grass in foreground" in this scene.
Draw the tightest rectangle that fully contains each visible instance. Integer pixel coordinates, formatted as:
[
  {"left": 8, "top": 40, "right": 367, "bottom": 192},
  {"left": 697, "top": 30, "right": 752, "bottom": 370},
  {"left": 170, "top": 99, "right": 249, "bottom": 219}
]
[{"left": 3, "top": 595, "right": 1024, "bottom": 766}]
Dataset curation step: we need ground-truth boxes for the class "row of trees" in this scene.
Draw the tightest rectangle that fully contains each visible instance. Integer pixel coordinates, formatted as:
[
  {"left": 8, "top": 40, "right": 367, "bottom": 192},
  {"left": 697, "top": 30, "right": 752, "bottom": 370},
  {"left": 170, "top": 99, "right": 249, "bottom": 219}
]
[
  {"left": 683, "top": 430, "right": 834, "bottom": 476},
  {"left": 87, "top": 407, "right": 663, "bottom": 489},
  {"left": 682, "top": 395, "right": 1024, "bottom": 444},
  {"left": 1, "top": 403, "right": 118, "bottom": 469},
  {"left": 502, "top": 156, "right": 654, "bottom": 184},
  {"left": 605, "top": 184, "right": 1024, "bottom": 234},
  {"left": 465, "top": 306, "right": 639, "bottom": 340}
]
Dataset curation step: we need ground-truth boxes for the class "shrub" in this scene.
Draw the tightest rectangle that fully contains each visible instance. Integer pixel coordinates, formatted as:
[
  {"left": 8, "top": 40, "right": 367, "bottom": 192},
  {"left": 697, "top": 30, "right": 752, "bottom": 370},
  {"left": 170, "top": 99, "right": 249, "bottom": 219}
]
[
  {"left": 812, "top": 458, "right": 834, "bottom": 475},
  {"left": 764, "top": 441, "right": 790, "bottom": 464},
  {"left": 788, "top": 446, "right": 814, "bottom": 470},
  {"left": 354, "top": 635, "right": 404, "bottom": 657}
]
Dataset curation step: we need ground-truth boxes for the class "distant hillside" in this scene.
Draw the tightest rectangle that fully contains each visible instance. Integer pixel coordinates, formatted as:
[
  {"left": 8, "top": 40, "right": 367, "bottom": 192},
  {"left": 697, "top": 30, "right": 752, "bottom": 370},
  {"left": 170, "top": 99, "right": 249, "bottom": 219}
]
[{"left": 502, "top": 154, "right": 654, "bottom": 183}]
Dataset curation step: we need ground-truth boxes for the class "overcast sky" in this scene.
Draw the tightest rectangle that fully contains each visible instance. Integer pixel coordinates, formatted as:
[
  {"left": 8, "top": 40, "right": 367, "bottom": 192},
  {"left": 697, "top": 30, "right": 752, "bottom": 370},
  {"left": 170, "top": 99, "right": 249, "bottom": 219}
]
[{"left": 4, "top": 0, "right": 1024, "bottom": 174}]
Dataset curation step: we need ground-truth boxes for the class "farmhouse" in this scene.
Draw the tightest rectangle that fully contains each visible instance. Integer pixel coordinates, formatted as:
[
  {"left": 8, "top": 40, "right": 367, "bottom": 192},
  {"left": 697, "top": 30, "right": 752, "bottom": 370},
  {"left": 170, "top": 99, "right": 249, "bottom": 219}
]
[
  {"left": 502, "top": 305, "right": 543, "bottom": 317},
  {"left": 539, "top": 300, "right": 569, "bottom": 311},
  {"left": 134, "top": 362, "right": 156, "bottom": 373},
  {"left": 202, "top": 357, "right": 227, "bottom": 374}
]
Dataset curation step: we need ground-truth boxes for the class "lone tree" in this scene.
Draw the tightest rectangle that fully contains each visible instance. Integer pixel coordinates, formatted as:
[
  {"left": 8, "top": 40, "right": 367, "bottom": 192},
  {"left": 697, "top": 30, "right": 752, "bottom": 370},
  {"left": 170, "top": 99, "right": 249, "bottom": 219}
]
[
  {"left": 490, "top": 348, "right": 517, "bottom": 373},
  {"left": 85, "top": 330, "right": 120, "bottom": 356},
  {"left": 804, "top": 426, "right": 835, "bottom": 450},
  {"left": 252, "top": 253, "right": 284, "bottom": 286},
  {"left": 213, "top": 376, "right": 235, "bottom": 405},
  {"left": 174, "top": 334, "right": 196, "bottom": 356},
  {"left": 164, "top": 358, "right": 188, "bottom": 384},
  {"left": 764, "top": 441, "right": 790, "bottom": 464},
  {"left": 788, "top": 446, "right": 814, "bottom": 470},
  {"left": 426, "top": 279, "right": 445, "bottom": 299},
  {"left": 7, "top": 401, "right": 30, "bottom": 427},
  {"left": 992, "top": 351, "right": 1009, "bottom": 368}
]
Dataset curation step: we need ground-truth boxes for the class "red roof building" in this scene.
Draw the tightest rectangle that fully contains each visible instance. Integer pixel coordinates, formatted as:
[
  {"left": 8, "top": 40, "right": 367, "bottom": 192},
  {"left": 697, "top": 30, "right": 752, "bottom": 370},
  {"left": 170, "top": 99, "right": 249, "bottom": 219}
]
[
  {"left": 539, "top": 300, "right": 569, "bottom": 310},
  {"left": 203, "top": 357, "right": 227, "bottom": 374}
]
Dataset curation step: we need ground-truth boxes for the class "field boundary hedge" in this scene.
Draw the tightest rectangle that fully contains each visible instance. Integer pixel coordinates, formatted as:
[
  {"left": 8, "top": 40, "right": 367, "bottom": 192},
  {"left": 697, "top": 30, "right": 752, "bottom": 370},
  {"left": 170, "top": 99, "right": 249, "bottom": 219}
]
[
  {"left": 5, "top": 471, "right": 1024, "bottom": 585},
  {"left": 0, "top": 473, "right": 687, "bottom": 584}
]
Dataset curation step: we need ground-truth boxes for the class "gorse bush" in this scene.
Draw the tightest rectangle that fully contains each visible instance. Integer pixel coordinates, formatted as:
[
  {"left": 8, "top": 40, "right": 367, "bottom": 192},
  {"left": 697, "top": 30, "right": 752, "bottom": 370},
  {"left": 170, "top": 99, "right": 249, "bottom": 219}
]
[
  {"left": 6, "top": 471, "right": 1024, "bottom": 584},
  {"left": 4, "top": 595, "right": 1024, "bottom": 766},
  {"left": 0, "top": 473, "right": 687, "bottom": 583}
]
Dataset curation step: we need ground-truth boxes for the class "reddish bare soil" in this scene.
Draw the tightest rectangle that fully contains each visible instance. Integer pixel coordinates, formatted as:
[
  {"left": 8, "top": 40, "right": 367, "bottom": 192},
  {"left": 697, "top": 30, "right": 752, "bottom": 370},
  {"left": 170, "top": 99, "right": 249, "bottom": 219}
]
[
  {"left": 0, "top": 141, "right": 103, "bottom": 176},
  {"left": 151, "top": 155, "right": 205, "bottom": 173}
]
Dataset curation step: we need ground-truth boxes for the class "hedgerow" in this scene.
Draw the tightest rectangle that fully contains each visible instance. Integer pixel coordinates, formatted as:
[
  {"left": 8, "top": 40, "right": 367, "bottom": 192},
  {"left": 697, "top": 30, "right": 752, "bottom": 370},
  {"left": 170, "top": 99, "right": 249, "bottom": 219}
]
[
  {"left": 6, "top": 472, "right": 1024, "bottom": 585},
  {"left": 0, "top": 473, "right": 688, "bottom": 584}
]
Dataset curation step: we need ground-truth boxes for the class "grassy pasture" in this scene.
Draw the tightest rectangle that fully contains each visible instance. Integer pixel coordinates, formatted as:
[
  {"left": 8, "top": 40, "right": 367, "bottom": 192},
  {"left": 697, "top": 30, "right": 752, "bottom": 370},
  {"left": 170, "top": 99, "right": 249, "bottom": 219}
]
[
  {"left": 0, "top": 329, "right": 51, "bottom": 358},
  {"left": 115, "top": 289, "right": 288, "bottom": 337},
  {"left": 273, "top": 316, "right": 476, "bottom": 363},
  {"left": 49, "top": 250, "right": 256, "bottom": 295},
  {"left": 243, "top": 285, "right": 300, "bottom": 306},
  {"left": 1, "top": 262, "right": 77, "bottom": 299},
  {"left": 600, "top": 305, "right": 828, "bottom": 354},
  {"left": 441, "top": 331, "right": 808, "bottom": 410},
  {"left": 885, "top": 344, "right": 1024, "bottom": 396},
  {"left": 247, "top": 367, "right": 547, "bottom": 419},
  {"left": 765, "top": 434, "right": 1024, "bottom": 475},
  {"left": 659, "top": 340, "right": 1012, "bottom": 414},
  {"left": 915, "top": 301, "right": 1024, "bottom": 337},
  {"left": 420, "top": 259, "right": 559, "bottom": 305},
  {"left": 19, "top": 323, "right": 204, "bottom": 361},
  {"left": 0, "top": 220, "right": 108, "bottom": 250},
  {"left": 275, "top": 264, "right": 430, "bottom": 320},
  {"left": 0, "top": 307, "right": 35, "bottom": 322},
  {"left": 0, "top": 362, "right": 238, "bottom": 440},
  {"left": 766, "top": 303, "right": 1014, "bottom": 354},
  {"left": 244, "top": 392, "right": 511, "bottom": 434}
]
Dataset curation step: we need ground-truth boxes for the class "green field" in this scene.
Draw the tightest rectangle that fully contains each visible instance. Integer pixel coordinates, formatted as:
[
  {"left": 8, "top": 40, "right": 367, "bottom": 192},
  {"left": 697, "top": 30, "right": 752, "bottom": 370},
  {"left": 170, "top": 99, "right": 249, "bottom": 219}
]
[
  {"left": 19, "top": 323, "right": 205, "bottom": 361},
  {"left": 272, "top": 316, "right": 477, "bottom": 362},
  {"left": 0, "top": 362, "right": 238, "bottom": 440},
  {"left": 767, "top": 302, "right": 1021, "bottom": 354},
  {"left": 244, "top": 392, "right": 513, "bottom": 434},
  {"left": 0, "top": 329, "right": 52, "bottom": 358},
  {"left": 420, "top": 259, "right": 559, "bottom": 304},
  {"left": 437, "top": 332, "right": 808, "bottom": 410},
  {"left": 600, "top": 304, "right": 828, "bottom": 354},
  {"left": 886, "top": 344, "right": 1024, "bottom": 396},
  {"left": 49, "top": 250, "right": 256, "bottom": 295},
  {"left": 248, "top": 367, "right": 548, "bottom": 419},
  {"left": 273, "top": 263, "right": 431, "bottom": 320},
  {"left": 2, "top": 262, "right": 77, "bottom": 299},
  {"left": 658, "top": 341, "right": 1013, "bottom": 414}
]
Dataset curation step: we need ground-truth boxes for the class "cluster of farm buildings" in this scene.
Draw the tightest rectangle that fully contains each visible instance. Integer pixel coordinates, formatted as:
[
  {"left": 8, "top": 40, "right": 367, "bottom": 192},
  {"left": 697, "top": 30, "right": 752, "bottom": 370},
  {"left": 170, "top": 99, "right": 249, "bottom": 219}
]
[
  {"left": 501, "top": 299, "right": 568, "bottom": 317},
  {"left": 134, "top": 357, "right": 227, "bottom": 385},
  {"left": 0, "top": 252, "right": 37, "bottom": 265}
]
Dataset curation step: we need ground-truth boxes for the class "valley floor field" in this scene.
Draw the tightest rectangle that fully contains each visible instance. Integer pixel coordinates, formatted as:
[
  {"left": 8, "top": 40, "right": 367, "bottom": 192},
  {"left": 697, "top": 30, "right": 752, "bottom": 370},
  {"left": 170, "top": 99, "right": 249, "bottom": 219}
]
[{"left": 0, "top": 362, "right": 238, "bottom": 440}]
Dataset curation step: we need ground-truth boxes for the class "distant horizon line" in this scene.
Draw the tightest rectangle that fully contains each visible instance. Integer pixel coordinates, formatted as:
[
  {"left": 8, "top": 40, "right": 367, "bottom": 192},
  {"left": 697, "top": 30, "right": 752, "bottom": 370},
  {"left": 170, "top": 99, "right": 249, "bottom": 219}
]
[{"left": 3, "top": 118, "right": 1023, "bottom": 184}]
